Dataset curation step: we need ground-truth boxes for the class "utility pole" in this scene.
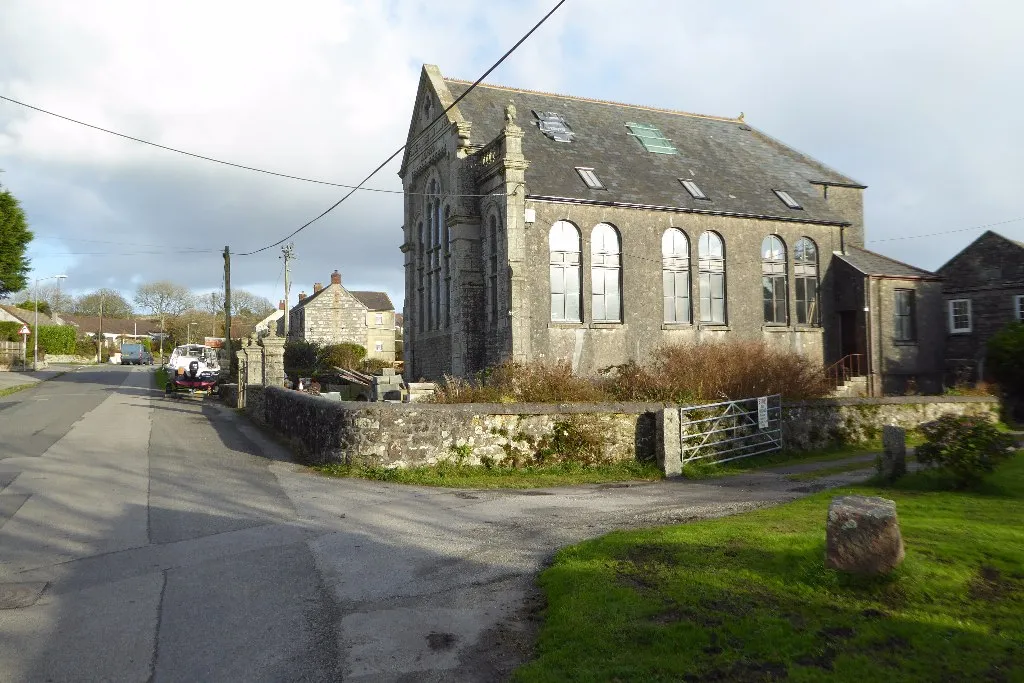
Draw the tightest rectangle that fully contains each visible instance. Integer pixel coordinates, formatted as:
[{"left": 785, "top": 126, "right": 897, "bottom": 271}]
[
  {"left": 223, "top": 246, "right": 233, "bottom": 372},
  {"left": 281, "top": 243, "right": 295, "bottom": 337}
]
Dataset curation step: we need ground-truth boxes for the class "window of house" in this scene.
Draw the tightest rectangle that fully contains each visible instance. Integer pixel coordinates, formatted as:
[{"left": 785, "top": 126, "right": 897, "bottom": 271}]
[
  {"left": 417, "top": 221, "right": 425, "bottom": 333},
  {"left": 762, "top": 235, "right": 787, "bottom": 325},
  {"left": 591, "top": 224, "right": 622, "bottom": 322},
  {"left": 375, "top": 341, "right": 384, "bottom": 353},
  {"left": 773, "top": 189, "right": 803, "bottom": 210},
  {"left": 488, "top": 215, "right": 500, "bottom": 320},
  {"left": 533, "top": 111, "right": 575, "bottom": 142},
  {"left": 549, "top": 221, "right": 582, "bottom": 322},
  {"left": 679, "top": 179, "right": 709, "bottom": 200},
  {"left": 375, "top": 313, "right": 384, "bottom": 326},
  {"left": 662, "top": 229, "right": 690, "bottom": 323},
  {"left": 894, "top": 289, "right": 916, "bottom": 342},
  {"left": 698, "top": 232, "right": 726, "bottom": 324},
  {"left": 443, "top": 206, "right": 451, "bottom": 329},
  {"left": 575, "top": 167, "right": 605, "bottom": 190},
  {"left": 794, "top": 237, "right": 819, "bottom": 325},
  {"left": 625, "top": 122, "right": 678, "bottom": 154},
  {"left": 948, "top": 299, "right": 972, "bottom": 333},
  {"left": 1016, "top": 295, "right": 1024, "bottom": 322}
]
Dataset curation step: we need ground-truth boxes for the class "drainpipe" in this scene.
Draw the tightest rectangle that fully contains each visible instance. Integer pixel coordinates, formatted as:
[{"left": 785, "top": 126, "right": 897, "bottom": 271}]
[{"left": 863, "top": 274, "right": 874, "bottom": 397}]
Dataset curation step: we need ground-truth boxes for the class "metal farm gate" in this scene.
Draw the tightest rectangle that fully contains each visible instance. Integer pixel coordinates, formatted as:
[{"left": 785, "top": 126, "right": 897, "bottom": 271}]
[{"left": 676, "top": 394, "right": 783, "bottom": 465}]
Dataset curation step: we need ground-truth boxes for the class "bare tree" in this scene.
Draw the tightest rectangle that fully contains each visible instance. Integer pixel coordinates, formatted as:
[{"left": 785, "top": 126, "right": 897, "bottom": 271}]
[
  {"left": 134, "top": 281, "right": 194, "bottom": 360},
  {"left": 75, "top": 289, "right": 134, "bottom": 318}
]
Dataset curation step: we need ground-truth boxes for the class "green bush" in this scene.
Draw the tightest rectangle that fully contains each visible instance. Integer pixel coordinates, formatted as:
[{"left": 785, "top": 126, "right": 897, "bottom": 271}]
[
  {"left": 76, "top": 338, "right": 97, "bottom": 358},
  {"left": 0, "top": 321, "right": 22, "bottom": 342},
  {"left": 284, "top": 339, "right": 320, "bottom": 378},
  {"left": 915, "top": 414, "right": 1015, "bottom": 488},
  {"left": 319, "top": 343, "right": 366, "bottom": 371},
  {"left": 987, "top": 322, "right": 1024, "bottom": 396},
  {"left": 360, "top": 357, "right": 390, "bottom": 374},
  {"left": 36, "top": 325, "right": 76, "bottom": 354}
]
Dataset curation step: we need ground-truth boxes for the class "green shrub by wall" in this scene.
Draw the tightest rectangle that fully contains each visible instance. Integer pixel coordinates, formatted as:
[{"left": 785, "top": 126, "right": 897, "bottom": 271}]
[{"left": 36, "top": 325, "right": 76, "bottom": 354}]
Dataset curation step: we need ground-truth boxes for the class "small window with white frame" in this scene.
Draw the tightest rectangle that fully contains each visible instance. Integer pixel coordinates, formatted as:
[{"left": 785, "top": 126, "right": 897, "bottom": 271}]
[
  {"left": 679, "top": 179, "right": 709, "bottom": 200},
  {"left": 375, "top": 312, "right": 384, "bottom": 326},
  {"left": 375, "top": 341, "right": 384, "bottom": 353},
  {"left": 948, "top": 299, "right": 972, "bottom": 333},
  {"left": 575, "top": 167, "right": 605, "bottom": 190},
  {"left": 1015, "top": 294, "right": 1024, "bottom": 321}
]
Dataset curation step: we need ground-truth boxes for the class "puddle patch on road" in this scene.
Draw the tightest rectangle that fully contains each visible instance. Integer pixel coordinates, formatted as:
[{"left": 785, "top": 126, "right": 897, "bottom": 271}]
[
  {"left": 0, "top": 582, "right": 48, "bottom": 609},
  {"left": 426, "top": 631, "right": 458, "bottom": 651}
]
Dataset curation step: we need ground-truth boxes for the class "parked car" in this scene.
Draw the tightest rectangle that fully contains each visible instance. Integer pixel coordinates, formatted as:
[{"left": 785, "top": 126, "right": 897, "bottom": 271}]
[
  {"left": 141, "top": 350, "right": 154, "bottom": 365},
  {"left": 120, "top": 343, "right": 145, "bottom": 365}
]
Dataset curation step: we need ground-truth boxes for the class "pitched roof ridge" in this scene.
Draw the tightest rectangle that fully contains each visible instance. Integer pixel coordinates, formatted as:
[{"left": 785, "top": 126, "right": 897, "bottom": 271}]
[
  {"left": 847, "top": 244, "right": 936, "bottom": 276},
  {"left": 443, "top": 77, "right": 740, "bottom": 124}
]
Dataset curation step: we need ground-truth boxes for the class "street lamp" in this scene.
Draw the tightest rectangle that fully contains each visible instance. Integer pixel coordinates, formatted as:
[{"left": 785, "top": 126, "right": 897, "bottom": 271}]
[
  {"left": 187, "top": 322, "right": 198, "bottom": 345},
  {"left": 35, "top": 274, "right": 68, "bottom": 371}
]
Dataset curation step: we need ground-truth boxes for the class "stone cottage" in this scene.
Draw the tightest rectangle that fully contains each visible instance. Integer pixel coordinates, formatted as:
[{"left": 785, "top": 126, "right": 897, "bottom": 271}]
[
  {"left": 398, "top": 64, "right": 943, "bottom": 393},
  {"left": 937, "top": 230, "right": 1024, "bottom": 381},
  {"left": 288, "top": 270, "right": 397, "bottom": 362}
]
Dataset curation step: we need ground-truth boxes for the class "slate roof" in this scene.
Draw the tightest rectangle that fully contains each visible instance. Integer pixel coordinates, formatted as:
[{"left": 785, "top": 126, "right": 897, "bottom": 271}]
[
  {"left": 349, "top": 291, "right": 394, "bottom": 311},
  {"left": 444, "top": 78, "right": 863, "bottom": 225},
  {"left": 0, "top": 304, "right": 57, "bottom": 326},
  {"left": 61, "top": 315, "right": 162, "bottom": 335},
  {"left": 835, "top": 246, "right": 940, "bottom": 280}
]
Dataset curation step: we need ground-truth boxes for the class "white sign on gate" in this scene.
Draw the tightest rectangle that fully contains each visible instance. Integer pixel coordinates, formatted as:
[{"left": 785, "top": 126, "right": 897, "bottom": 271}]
[{"left": 757, "top": 396, "right": 769, "bottom": 430}]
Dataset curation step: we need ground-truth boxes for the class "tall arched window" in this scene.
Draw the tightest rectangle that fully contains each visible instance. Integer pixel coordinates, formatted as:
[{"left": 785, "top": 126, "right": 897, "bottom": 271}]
[
  {"left": 591, "top": 223, "right": 622, "bottom": 322},
  {"left": 488, "top": 215, "right": 500, "bottom": 320},
  {"left": 698, "top": 232, "right": 726, "bottom": 324},
  {"left": 662, "top": 229, "right": 690, "bottom": 323},
  {"left": 442, "top": 206, "right": 451, "bottom": 328},
  {"left": 762, "top": 235, "right": 787, "bottom": 325},
  {"left": 549, "top": 221, "right": 581, "bottom": 322},
  {"left": 794, "top": 237, "right": 819, "bottom": 325},
  {"left": 416, "top": 221, "right": 425, "bottom": 333}
]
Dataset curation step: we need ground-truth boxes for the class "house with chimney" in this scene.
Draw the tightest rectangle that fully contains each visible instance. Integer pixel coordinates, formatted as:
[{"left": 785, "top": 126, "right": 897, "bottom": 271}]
[
  {"left": 398, "top": 64, "right": 946, "bottom": 393},
  {"left": 288, "top": 270, "right": 398, "bottom": 361}
]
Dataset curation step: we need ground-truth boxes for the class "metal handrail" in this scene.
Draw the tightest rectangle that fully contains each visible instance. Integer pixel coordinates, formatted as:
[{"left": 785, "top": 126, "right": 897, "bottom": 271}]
[{"left": 826, "top": 353, "right": 865, "bottom": 388}]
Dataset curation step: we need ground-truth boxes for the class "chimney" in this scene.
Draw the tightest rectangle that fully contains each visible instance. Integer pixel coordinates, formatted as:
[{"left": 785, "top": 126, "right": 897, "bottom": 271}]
[
  {"left": 299, "top": 291, "right": 307, "bottom": 302},
  {"left": 313, "top": 282, "right": 323, "bottom": 293},
  {"left": 278, "top": 300, "right": 285, "bottom": 311},
  {"left": 330, "top": 269, "right": 341, "bottom": 285}
]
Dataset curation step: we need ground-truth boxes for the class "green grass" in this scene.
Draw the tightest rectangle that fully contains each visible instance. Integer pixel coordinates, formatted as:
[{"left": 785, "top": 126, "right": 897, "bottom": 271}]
[
  {"left": 312, "top": 460, "right": 664, "bottom": 489},
  {"left": 154, "top": 367, "right": 169, "bottom": 390},
  {"left": 515, "top": 454, "right": 1024, "bottom": 682},
  {"left": 679, "top": 441, "right": 886, "bottom": 480},
  {"left": 0, "top": 383, "right": 34, "bottom": 398}
]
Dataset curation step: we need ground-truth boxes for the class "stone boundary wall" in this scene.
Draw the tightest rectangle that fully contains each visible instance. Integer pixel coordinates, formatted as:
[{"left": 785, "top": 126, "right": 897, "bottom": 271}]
[
  {"left": 781, "top": 396, "right": 999, "bottom": 451},
  {"left": 249, "top": 386, "right": 661, "bottom": 467},
  {"left": 245, "top": 387, "right": 999, "bottom": 469}
]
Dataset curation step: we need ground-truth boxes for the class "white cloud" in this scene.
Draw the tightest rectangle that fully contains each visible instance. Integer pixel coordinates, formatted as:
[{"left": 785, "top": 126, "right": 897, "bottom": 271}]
[{"left": 2, "top": 0, "right": 1022, "bottom": 309}]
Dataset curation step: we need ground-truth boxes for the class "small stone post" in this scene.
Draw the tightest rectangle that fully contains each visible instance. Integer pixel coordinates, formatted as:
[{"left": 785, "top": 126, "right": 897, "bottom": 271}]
[
  {"left": 880, "top": 425, "right": 907, "bottom": 481},
  {"left": 261, "top": 331, "right": 287, "bottom": 387},
  {"left": 656, "top": 408, "right": 682, "bottom": 477},
  {"left": 826, "top": 496, "right": 905, "bottom": 575}
]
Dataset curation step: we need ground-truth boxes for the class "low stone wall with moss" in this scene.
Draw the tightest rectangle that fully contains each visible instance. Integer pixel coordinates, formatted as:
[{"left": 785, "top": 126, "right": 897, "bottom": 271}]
[
  {"left": 782, "top": 396, "right": 1000, "bottom": 450},
  {"left": 251, "top": 386, "right": 660, "bottom": 467}
]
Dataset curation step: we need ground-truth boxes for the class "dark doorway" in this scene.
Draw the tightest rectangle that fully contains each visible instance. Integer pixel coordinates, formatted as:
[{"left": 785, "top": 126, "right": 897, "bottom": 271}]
[{"left": 839, "top": 311, "right": 860, "bottom": 359}]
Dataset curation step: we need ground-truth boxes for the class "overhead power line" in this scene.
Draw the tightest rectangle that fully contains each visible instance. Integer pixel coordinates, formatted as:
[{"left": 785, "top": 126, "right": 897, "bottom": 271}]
[
  {"left": 238, "top": 0, "right": 569, "bottom": 257},
  {"left": 866, "top": 216, "right": 1024, "bottom": 243}
]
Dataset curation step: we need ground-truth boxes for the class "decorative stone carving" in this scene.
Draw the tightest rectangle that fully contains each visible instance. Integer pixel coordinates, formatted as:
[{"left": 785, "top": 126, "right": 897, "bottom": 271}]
[
  {"left": 879, "top": 425, "right": 907, "bottom": 481},
  {"left": 505, "top": 100, "right": 517, "bottom": 125},
  {"left": 826, "top": 496, "right": 905, "bottom": 575}
]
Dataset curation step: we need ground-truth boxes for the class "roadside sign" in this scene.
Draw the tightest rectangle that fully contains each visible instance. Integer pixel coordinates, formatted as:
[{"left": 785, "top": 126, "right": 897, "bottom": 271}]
[
  {"left": 757, "top": 396, "right": 769, "bottom": 430},
  {"left": 18, "top": 325, "right": 30, "bottom": 336}
]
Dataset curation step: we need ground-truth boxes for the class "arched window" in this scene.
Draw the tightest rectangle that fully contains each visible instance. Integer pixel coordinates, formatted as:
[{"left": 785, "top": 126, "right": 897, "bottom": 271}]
[
  {"left": 794, "top": 237, "right": 819, "bottom": 325},
  {"left": 442, "top": 206, "right": 451, "bottom": 328},
  {"left": 762, "top": 235, "right": 787, "bottom": 325},
  {"left": 591, "top": 223, "right": 622, "bottom": 322},
  {"left": 416, "top": 221, "right": 425, "bottom": 333},
  {"left": 549, "top": 221, "right": 581, "bottom": 322},
  {"left": 488, "top": 215, "right": 500, "bottom": 320},
  {"left": 698, "top": 232, "right": 725, "bottom": 324},
  {"left": 662, "top": 229, "right": 690, "bottom": 323}
]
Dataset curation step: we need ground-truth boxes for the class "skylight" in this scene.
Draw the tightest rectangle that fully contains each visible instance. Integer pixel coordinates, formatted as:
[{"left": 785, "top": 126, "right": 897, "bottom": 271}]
[
  {"left": 680, "top": 179, "right": 709, "bottom": 200},
  {"left": 576, "top": 167, "right": 605, "bottom": 190},
  {"left": 626, "top": 122, "right": 677, "bottom": 154},
  {"left": 774, "top": 190, "right": 803, "bottom": 210},
  {"left": 533, "top": 110, "right": 575, "bottom": 142}
]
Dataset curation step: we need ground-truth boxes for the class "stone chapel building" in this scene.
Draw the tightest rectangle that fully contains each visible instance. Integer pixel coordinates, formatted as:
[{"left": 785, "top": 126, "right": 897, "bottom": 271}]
[{"left": 399, "top": 64, "right": 942, "bottom": 392}]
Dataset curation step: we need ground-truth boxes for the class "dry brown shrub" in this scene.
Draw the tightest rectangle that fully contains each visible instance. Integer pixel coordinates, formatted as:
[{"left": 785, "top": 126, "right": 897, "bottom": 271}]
[{"left": 430, "top": 360, "right": 614, "bottom": 404}]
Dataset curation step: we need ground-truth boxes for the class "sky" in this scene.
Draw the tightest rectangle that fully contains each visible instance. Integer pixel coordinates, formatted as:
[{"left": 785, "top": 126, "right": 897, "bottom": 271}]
[{"left": 1, "top": 0, "right": 1022, "bottom": 312}]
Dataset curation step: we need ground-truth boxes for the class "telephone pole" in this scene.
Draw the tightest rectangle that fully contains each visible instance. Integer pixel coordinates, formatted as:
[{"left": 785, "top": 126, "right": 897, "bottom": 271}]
[
  {"left": 281, "top": 243, "right": 295, "bottom": 337},
  {"left": 223, "top": 246, "right": 233, "bottom": 368}
]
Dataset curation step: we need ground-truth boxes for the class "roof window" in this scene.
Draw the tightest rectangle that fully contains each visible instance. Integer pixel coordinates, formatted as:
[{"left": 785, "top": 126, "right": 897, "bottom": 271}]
[
  {"left": 680, "top": 179, "right": 709, "bottom": 200},
  {"left": 533, "top": 110, "right": 575, "bottom": 142},
  {"left": 576, "top": 167, "right": 605, "bottom": 190},
  {"left": 626, "top": 122, "right": 677, "bottom": 154},
  {"left": 774, "top": 189, "right": 803, "bottom": 210}
]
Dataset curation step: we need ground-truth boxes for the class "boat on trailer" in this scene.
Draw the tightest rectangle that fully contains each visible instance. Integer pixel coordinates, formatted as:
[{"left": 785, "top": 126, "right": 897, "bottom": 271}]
[{"left": 165, "top": 344, "right": 221, "bottom": 395}]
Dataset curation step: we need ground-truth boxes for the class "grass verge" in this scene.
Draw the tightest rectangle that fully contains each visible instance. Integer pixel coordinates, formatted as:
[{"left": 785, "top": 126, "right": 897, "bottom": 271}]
[
  {"left": 154, "top": 367, "right": 169, "bottom": 390},
  {"left": 515, "top": 453, "right": 1024, "bottom": 682},
  {"left": 312, "top": 460, "right": 664, "bottom": 489},
  {"left": 0, "top": 383, "right": 34, "bottom": 398}
]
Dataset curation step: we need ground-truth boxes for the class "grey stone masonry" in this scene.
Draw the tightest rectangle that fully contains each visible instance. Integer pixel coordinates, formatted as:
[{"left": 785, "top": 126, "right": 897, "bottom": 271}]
[
  {"left": 261, "top": 333, "right": 286, "bottom": 387},
  {"left": 880, "top": 425, "right": 907, "bottom": 481}
]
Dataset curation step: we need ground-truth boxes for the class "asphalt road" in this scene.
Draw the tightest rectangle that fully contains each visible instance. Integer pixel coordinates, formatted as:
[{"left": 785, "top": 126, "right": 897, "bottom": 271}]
[{"left": 0, "top": 366, "right": 843, "bottom": 682}]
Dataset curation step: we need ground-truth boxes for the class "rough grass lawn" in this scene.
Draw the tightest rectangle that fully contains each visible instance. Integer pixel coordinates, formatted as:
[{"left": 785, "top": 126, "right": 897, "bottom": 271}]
[
  {"left": 312, "top": 460, "right": 664, "bottom": 489},
  {"left": 516, "top": 454, "right": 1024, "bottom": 682},
  {"left": 0, "top": 383, "right": 34, "bottom": 398}
]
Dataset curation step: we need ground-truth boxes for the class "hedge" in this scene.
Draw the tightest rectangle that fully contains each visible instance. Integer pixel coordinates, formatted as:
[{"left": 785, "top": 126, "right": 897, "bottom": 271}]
[{"left": 0, "top": 323, "right": 77, "bottom": 354}]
